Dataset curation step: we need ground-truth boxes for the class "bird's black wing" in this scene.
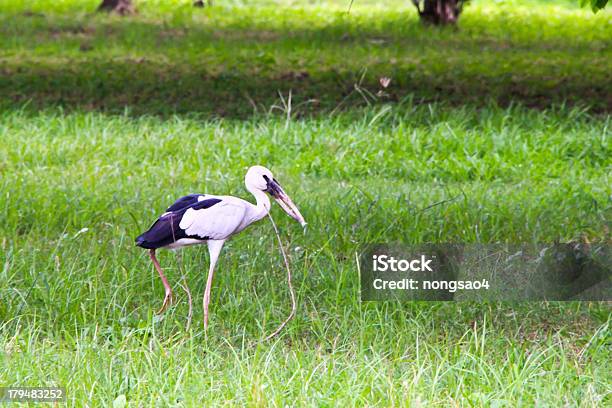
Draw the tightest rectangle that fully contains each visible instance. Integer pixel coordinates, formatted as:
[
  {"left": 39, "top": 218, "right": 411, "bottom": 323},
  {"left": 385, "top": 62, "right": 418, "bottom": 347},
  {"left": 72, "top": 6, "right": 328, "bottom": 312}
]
[
  {"left": 136, "top": 198, "right": 222, "bottom": 249},
  {"left": 165, "top": 194, "right": 204, "bottom": 212}
]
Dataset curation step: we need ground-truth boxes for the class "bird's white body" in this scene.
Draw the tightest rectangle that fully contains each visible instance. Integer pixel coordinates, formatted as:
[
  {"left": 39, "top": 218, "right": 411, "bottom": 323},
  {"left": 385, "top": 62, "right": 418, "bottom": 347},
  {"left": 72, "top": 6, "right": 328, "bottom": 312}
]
[{"left": 173, "top": 191, "right": 270, "bottom": 247}]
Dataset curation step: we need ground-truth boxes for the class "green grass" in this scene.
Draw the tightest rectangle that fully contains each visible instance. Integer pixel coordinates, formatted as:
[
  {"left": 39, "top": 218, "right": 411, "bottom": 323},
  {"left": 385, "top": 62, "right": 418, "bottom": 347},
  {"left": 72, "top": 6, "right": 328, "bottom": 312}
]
[
  {"left": 1, "top": 0, "right": 611, "bottom": 406},
  {"left": 1, "top": 0, "right": 611, "bottom": 114}
]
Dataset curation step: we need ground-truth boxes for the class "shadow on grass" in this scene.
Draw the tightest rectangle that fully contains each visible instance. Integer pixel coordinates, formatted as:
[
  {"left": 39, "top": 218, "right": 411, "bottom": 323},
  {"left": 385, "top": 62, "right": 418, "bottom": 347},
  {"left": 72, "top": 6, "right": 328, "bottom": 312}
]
[{"left": 1, "top": 9, "right": 610, "bottom": 116}]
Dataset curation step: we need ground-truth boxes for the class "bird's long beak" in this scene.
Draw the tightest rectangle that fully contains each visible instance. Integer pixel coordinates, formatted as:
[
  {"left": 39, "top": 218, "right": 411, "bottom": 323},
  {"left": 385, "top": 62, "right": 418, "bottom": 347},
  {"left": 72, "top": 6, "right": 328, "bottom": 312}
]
[{"left": 266, "top": 178, "right": 307, "bottom": 227}]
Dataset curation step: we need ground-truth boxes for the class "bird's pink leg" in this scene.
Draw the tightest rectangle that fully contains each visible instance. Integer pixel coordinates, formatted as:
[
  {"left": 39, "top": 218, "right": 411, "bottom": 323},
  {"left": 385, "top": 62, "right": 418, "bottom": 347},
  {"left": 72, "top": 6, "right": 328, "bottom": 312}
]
[
  {"left": 149, "top": 249, "right": 173, "bottom": 314},
  {"left": 203, "top": 240, "right": 225, "bottom": 330}
]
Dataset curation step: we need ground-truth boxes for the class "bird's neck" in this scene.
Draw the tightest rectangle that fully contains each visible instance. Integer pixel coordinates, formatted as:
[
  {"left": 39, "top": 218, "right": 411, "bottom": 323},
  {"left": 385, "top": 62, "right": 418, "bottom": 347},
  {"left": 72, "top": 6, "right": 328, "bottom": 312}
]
[{"left": 248, "top": 187, "right": 271, "bottom": 222}]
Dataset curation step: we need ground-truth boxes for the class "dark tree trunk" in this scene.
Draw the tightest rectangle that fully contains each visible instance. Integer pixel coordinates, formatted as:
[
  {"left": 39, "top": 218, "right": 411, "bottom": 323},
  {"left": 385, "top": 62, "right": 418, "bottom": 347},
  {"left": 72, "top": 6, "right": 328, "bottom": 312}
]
[
  {"left": 97, "top": 0, "right": 134, "bottom": 15},
  {"left": 412, "top": 0, "right": 464, "bottom": 25}
]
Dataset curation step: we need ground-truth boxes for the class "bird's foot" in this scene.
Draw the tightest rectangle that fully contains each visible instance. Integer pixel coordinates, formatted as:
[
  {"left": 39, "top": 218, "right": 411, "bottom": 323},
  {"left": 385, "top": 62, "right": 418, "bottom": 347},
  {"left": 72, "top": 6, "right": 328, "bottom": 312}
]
[{"left": 156, "top": 290, "right": 173, "bottom": 314}]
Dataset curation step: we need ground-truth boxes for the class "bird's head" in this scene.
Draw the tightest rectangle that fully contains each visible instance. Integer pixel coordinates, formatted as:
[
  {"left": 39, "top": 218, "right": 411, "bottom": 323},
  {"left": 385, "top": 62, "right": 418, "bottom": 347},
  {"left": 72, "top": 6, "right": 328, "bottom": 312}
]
[{"left": 245, "top": 165, "right": 307, "bottom": 227}]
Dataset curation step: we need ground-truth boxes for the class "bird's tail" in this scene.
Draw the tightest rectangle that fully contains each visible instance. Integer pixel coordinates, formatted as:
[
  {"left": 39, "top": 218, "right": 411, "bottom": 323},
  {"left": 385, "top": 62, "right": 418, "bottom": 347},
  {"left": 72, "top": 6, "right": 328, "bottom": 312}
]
[{"left": 135, "top": 234, "right": 149, "bottom": 248}]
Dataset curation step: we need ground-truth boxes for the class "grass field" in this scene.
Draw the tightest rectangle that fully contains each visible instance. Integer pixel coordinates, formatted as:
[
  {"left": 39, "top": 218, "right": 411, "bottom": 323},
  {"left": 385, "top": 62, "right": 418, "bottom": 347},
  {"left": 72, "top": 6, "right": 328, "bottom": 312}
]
[
  {"left": 1, "top": 0, "right": 611, "bottom": 406},
  {"left": 1, "top": 0, "right": 611, "bottom": 114}
]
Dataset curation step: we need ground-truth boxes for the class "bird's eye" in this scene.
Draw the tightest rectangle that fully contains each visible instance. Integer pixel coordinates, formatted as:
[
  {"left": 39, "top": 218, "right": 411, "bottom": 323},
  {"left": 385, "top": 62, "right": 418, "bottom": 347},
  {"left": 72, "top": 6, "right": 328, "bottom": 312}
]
[{"left": 263, "top": 175, "right": 270, "bottom": 183}]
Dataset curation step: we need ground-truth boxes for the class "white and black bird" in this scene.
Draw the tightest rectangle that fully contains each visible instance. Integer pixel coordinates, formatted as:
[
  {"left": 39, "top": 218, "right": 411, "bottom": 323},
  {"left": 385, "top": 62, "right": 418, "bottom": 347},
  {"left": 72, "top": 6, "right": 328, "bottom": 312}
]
[{"left": 135, "top": 165, "right": 306, "bottom": 329}]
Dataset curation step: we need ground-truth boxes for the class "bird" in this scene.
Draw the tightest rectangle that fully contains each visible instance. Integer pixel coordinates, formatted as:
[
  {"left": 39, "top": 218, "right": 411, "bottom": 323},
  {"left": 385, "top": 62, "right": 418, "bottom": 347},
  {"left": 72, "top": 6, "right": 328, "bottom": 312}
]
[{"left": 135, "top": 165, "right": 306, "bottom": 329}]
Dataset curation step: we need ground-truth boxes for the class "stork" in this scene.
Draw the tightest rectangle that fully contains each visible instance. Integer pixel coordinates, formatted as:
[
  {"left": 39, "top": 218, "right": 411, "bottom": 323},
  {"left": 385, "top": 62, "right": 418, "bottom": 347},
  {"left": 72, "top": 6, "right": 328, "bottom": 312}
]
[{"left": 135, "top": 165, "right": 306, "bottom": 329}]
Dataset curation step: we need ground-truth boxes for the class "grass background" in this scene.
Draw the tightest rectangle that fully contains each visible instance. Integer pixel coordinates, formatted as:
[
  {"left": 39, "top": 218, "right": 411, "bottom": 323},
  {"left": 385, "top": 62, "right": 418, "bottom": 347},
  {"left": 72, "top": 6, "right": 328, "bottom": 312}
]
[
  {"left": 1, "top": 0, "right": 611, "bottom": 114},
  {"left": 0, "top": 0, "right": 611, "bottom": 406}
]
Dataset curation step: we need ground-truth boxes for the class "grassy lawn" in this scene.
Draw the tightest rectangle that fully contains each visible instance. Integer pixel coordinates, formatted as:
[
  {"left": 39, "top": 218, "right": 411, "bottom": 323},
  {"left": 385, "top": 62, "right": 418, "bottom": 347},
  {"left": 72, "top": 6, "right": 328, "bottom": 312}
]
[
  {"left": 0, "top": 0, "right": 611, "bottom": 406},
  {"left": 1, "top": 0, "right": 611, "bottom": 114}
]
